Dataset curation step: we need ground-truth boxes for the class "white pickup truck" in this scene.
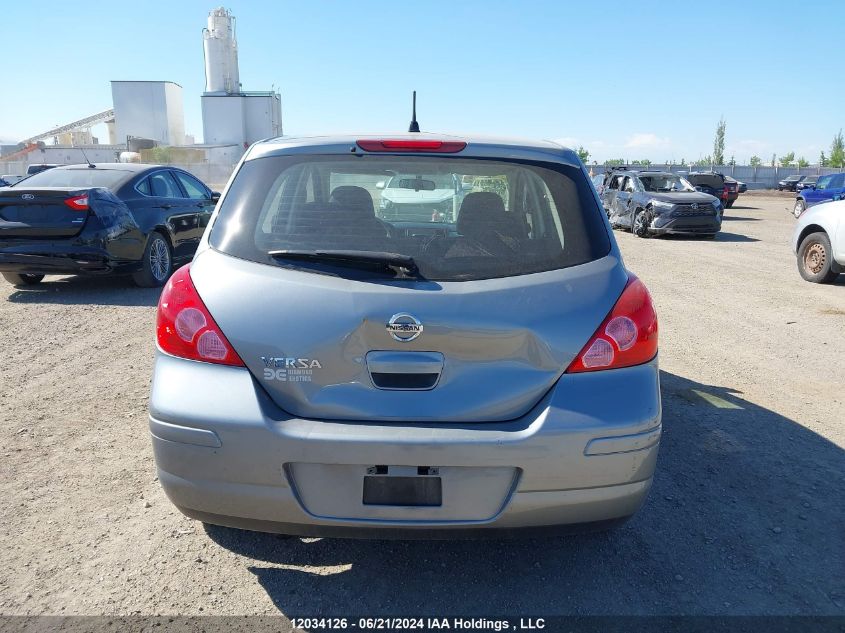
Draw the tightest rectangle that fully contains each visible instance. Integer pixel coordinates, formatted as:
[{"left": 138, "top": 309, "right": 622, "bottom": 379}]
[{"left": 792, "top": 199, "right": 845, "bottom": 283}]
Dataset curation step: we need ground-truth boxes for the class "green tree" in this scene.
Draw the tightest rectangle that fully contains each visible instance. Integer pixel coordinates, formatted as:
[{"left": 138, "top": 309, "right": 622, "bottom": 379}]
[
  {"left": 693, "top": 156, "right": 712, "bottom": 167},
  {"left": 819, "top": 151, "right": 827, "bottom": 167},
  {"left": 779, "top": 151, "right": 795, "bottom": 167},
  {"left": 713, "top": 117, "right": 726, "bottom": 165},
  {"left": 798, "top": 156, "right": 809, "bottom": 168},
  {"left": 576, "top": 146, "right": 590, "bottom": 163},
  {"left": 146, "top": 146, "right": 173, "bottom": 163},
  {"left": 605, "top": 158, "right": 625, "bottom": 167},
  {"left": 750, "top": 156, "right": 762, "bottom": 168},
  {"left": 631, "top": 159, "right": 652, "bottom": 166},
  {"left": 679, "top": 158, "right": 687, "bottom": 166},
  {"left": 831, "top": 129, "right": 845, "bottom": 168},
  {"left": 728, "top": 155, "right": 736, "bottom": 166}
]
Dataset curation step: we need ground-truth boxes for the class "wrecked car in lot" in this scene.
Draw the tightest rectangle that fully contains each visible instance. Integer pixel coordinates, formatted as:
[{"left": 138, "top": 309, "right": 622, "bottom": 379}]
[
  {"left": 0, "top": 163, "right": 218, "bottom": 287},
  {"left": 600, "top": 169, "right": 722, "bottom": 238},
  {"left": 149, "top": 134, "right": 661, "bottom": 538}
]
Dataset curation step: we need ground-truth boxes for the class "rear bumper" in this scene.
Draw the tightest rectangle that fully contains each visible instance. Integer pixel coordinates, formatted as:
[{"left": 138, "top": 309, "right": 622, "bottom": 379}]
[
  {"left": 149, "top": 352, "right": 662, "bottom": 537},
  {"left": 0, "top": 240, "right": 140, "bottom": 276},
  {"left": 650, "top": 214, "right": 721, "bottom": 236}
]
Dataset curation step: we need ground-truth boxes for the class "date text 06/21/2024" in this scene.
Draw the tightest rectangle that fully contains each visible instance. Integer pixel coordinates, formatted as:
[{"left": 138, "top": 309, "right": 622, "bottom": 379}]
[{"left": 288, "top": 617, "right": 547, "bottom": 631}]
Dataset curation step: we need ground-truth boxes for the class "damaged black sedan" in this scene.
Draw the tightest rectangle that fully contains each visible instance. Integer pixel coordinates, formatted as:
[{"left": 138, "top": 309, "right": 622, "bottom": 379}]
[
  {"left": 600, "top": 169, "right": 722, "bottom": 239},
  {"left": 0, "top": 164, "right": 217, "bottom": 287}
]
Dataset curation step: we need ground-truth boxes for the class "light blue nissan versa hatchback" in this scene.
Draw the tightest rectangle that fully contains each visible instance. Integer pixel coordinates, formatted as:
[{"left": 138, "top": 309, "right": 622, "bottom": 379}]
[{"left": 149, "top": 133, "right": 661, "bottom": 538}]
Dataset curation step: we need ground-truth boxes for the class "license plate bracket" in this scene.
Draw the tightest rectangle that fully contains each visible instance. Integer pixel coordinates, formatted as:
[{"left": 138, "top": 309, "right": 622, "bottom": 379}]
[{"left": 362, "top": 475, "right": 442, "bottom": 507}]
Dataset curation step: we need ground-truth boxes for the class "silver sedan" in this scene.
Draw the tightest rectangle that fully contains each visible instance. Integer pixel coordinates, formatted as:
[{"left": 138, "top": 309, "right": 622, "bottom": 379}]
[{"left": 148, "top": 134, "right": 662, "bottom": 538}]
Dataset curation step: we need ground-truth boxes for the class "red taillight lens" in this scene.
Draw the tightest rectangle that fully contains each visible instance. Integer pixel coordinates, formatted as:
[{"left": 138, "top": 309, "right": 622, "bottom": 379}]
[
  {"left": 566, "top": 275, "right": 658, "bottom": 373},
  {"left": 356, "top": 139, "right": 467, "bottom": 153},
  {"left": 64, "top": 194, "right": 89, "bottom": 210},
  {"left": 156, "top": 265, "right": 245, "bottom": 366}
]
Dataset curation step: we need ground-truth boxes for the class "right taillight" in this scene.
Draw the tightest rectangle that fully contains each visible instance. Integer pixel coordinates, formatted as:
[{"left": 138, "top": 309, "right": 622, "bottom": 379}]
[
  {"left": 566, "top": 275, "right": 658, "bottom": 373},
  {"left": 156, "top": 264, "right": 245, "bottom": 367},
  {"left": 64, "top": 194, "right": 89, "bottom": 210}
]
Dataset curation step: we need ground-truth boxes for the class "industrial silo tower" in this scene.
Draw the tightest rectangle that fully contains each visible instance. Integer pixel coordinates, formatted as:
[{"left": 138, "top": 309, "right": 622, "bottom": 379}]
[
  {"left": 200, "top": 7, "right": 282, "bottom": 148},
  {"left": 203, "top": 7, "right": 240, "bottom": 94}
]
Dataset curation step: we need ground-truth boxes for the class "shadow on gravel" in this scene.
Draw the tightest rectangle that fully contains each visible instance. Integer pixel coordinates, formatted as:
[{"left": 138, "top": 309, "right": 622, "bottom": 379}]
[
  {"left": 724, "top": 205, "right": 761, "bottom": 212},
  {"left": 205, "top": 371, "right": 844, "bottom": 616},
  {"left": 660, "top": 232, "right": 759, "bottom": 243},
  {"left": 721, "top": 215, "right": 761, "bottom": 221},
  {"left": 712, "top": 232, "right": 760, "bottom": 243},
  {"left": 3, "top": 275, "right": 160, "bottom": 307}
]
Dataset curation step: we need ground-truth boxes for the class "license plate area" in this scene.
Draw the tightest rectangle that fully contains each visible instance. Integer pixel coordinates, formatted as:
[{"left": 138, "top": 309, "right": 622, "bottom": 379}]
[
  {"left": 363, "top": 475, "right": 442, "bottom": 507},
  {"left": 286, "top": 462, "right": 518, "bottom": 522}
]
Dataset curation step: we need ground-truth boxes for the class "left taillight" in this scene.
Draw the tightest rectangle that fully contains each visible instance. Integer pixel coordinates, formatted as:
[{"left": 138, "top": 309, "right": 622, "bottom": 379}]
[
  {"left": 566, "top": 275, "right": 658, "bottom": 373},
  {"left": 156, "top": 265, "right": 245, "bottom": 366},
  {"left": 64, "top": 194, "right": 89, "bottom": 210}
]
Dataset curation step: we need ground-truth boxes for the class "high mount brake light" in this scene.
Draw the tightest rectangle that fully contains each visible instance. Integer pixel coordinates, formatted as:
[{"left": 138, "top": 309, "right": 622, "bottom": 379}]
[
  {"left": 356, "top": 139, "right": 467, "bottom": 153},
  {"left": 64, "top": 194, "right": 89, "bottom": 211},
  {"left": 156, "top": 265, "right": 245, "bottom": 367},
  {"left": 566, "top": 275, "right": 658, "bottom": 373}
]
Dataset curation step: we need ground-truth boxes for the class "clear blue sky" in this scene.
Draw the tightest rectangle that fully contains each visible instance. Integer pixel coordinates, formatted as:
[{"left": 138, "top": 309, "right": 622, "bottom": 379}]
[{"left": 2, "top": 0, "right": 842, "bottom": 163}]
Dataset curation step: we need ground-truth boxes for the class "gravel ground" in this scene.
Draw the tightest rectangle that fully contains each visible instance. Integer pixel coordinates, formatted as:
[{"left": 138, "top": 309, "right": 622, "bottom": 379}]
[{"left": 0, "top": 193, "right": 843, "bottom": 617}]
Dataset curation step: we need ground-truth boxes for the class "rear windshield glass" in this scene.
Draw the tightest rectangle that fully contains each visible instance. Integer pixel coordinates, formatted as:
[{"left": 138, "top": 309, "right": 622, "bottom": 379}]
[
  {"left": 17, "top": 168, "right": 131, "bottom": 190},
  {"left": 687, "top": 174, "right": 723, "bottom": 188},
  {"left": 639, "top": 174, "right": 694, "bottom": 192},
  {"left": 209, "top": 155, "right": 610, "bottom": 282}
]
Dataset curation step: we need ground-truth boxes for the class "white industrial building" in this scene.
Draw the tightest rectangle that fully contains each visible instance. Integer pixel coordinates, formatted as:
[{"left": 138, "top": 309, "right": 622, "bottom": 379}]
[
  {"left": 110, "top": 81, "right": 186, "bottom": 147},
  {"left": 200, "top": 7, "right": 282, "bottom": 147},
  {"left": 1, "top": 6, "right": 281, "bottom": 173}
]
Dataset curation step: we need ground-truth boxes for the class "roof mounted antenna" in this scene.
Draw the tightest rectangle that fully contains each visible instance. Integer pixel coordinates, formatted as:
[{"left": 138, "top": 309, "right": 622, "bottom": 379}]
[
  {"left": 408, "top": 91, "right": 420, "bottom": 133},
  {"left": 78, "top": 146, "right": 95, "bottom": 168}
]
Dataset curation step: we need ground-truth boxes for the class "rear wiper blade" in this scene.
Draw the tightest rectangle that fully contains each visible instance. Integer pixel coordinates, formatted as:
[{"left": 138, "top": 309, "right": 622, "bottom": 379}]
[{"left": 268, "top": 249, "right": 419, "bottom": 276}]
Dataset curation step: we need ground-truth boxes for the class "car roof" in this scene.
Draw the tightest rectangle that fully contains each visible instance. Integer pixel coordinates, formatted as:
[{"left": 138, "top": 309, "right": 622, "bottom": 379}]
[
  {"left": 607, "top": 169, "right": 674, "bottom": 177},
  {"left": 631, "top": 171, "right": 675, "bottom": 178},
  {"left": 50, "top": 163, "right": 167, "bottom": 172},
  {"left": 247, "top": 133, "right": 581, "bottom": 166}
]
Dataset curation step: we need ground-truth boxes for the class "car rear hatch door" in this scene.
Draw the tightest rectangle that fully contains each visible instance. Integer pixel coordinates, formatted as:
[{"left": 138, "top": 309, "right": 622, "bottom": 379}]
[
  {"left": 190, "top": 248, "right": 627, "bottom": 423},
  {"left": 0, "top": 188, "right": 89, "bottom": 238},
  {"left": 689, "top": 175, "right": 723, "bottom": 195}
]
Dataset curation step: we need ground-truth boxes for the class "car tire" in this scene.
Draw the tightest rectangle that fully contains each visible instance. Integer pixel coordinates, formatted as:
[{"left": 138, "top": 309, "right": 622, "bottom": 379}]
[
  {"left": 2, "top": 272, "right": 45, "bottom": 287},
  {"left": 132, "top": 232, "right": 173, "bottom": 288},
  {"left": 633, "top": 208, "right": 651, "bottom": 238},
  {"left": 793, "top": 199, "right": 806, "bottom": 218},
  {"left": 797, "top": 232, "right": 839, "bottom": 284}
]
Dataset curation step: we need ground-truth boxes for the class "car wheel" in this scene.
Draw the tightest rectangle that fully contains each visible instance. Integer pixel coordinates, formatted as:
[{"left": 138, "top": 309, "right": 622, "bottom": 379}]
[
  {"left": 797, "top": 232, "right": 839, "bottom": 283},
  {"left": 633, "top": 208, "right": 651, "bottom": 238},
  {"left": 2, "top": 272, "right": 45, "bottom": 287},
  {"left": 793, "top": 199, "right": 806, "bottom": 218},
  {"left": 132, "top": 232, "right": 173, "bottom": 288}
]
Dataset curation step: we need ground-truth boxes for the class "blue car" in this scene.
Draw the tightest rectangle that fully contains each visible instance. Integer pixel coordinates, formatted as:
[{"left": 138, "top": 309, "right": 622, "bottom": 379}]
[{"left": 793, "top": 173, "right": 845, "bottom": 217}]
